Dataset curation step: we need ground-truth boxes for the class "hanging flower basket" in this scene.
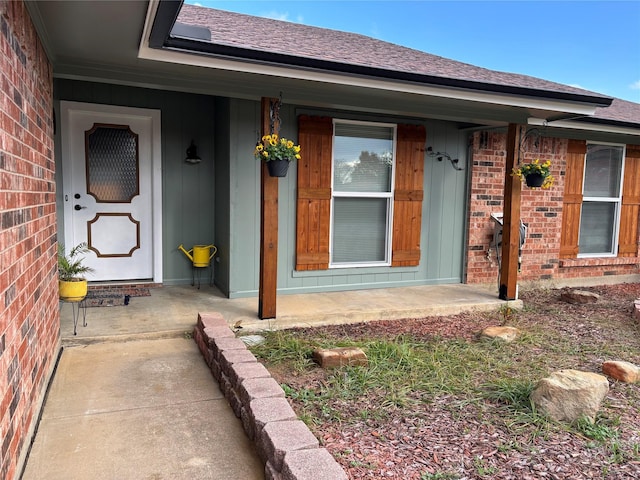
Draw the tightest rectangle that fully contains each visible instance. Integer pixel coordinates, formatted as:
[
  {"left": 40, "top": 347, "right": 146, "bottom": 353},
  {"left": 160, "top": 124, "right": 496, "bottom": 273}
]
[
  {"left": 255, "top": 134, "right": 301, "bottom": 178},
  {"left": 266, "top": 158, "right": 290, "bottom": 177},
  {"left": 511, "top": 159, "right": 554, "bottom": 189},
  {"left": 524, "top": 173, "right": 545, "bottom": 188}
]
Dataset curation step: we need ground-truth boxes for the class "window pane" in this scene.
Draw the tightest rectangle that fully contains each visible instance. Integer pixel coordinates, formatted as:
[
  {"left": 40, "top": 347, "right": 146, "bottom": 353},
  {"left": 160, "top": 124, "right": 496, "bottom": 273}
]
[
  {"left": 584, "top": 144, "right": 623, "bottom": 197},
  {"left": 579, "top": 202, "right": 616, "bottom": 254},
  {"left": 85, "top": 124, "right": 139, "bottom": 203},
  {"left": 332, "top": 198, "right": 387, "bottom": 263},
  {"left": 334, "top": 123, "right": 393, "bottom": 193}
]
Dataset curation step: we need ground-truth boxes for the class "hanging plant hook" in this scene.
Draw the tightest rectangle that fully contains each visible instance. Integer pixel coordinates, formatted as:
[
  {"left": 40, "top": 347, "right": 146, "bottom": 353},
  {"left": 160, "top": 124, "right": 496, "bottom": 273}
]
[
  {"left": 426, "top": 146, "right": 463, "bottom": 171},
  {"left": 269, "top": 92, "right": 283, "bottom": 134}
]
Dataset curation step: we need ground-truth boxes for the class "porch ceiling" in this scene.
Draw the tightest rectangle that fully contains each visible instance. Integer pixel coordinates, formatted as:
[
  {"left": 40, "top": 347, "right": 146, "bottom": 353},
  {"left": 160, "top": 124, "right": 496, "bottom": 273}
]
[{"left": 27, "top": 0, "right": 602, "bottom": 127}]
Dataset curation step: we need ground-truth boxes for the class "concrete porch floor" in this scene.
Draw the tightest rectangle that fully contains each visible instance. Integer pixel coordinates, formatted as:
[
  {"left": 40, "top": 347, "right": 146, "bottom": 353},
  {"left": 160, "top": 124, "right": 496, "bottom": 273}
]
[{"left": 60, "top": 283, "right": 517, "bottom": 345}]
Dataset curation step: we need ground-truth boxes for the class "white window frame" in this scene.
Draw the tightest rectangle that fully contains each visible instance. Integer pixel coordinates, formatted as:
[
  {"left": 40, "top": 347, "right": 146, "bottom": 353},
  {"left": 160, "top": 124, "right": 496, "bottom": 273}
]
[
  {"left": 329, "top": 119, "right": 397, "bottom": 268},
  {"left": 577, "top": 141, "right": 626, "bottom": 258}
]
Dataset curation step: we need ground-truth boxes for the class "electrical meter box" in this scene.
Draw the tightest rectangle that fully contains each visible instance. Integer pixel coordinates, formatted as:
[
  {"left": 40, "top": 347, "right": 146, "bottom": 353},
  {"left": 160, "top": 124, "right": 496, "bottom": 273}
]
[{"left": 490, "top": 213, "right": 528, "bottom": 253}]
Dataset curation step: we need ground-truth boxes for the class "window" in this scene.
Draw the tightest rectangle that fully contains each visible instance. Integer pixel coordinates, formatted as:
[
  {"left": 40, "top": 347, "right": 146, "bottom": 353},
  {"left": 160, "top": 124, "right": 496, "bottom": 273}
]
[
  {"left": 578, "top": 143, "right": 624, "bottom": 256},
  {"left": 560, "top": 140, "right": 639, "bottom": 259},
  {"left": 296, "top": 115, "right": 426, "bottom": 271},
  {"left": 331, "top": 121, "right": 395, "bottom": 266}
]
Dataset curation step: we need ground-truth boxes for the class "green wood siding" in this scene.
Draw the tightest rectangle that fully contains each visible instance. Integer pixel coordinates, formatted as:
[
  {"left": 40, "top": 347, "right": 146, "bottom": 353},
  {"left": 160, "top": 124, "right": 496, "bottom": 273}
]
[
  {"left": 226, "top": 100, "right": 468, "bottom": 297},
  {"left": 53, "top": 83, "right": 467, "bottom": 297}
]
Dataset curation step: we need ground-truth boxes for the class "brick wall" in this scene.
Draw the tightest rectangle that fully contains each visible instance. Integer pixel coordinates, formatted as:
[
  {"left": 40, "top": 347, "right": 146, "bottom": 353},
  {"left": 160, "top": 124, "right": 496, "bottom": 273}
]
[
  {"left": 466, "top": 130, "right": 639, "bottom": 287},
  {"left": 0, "top": 2, "right": 57, "bottom": 480}
]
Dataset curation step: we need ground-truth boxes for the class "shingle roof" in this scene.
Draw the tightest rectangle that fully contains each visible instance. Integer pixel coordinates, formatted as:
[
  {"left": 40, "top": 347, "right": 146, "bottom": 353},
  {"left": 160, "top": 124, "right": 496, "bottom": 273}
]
[
  {"left": 176, "top": 5, "right": 639, "bottom": 127},
  {"left": 591, "top": 98, "right": 640, "bottom": 126}
]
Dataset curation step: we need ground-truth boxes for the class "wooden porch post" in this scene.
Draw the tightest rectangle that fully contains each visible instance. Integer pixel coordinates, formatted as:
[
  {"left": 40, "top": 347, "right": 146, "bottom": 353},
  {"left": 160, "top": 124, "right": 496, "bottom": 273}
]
[
  {"left": 258, "top": 97, "right": 279, "bottom": 319},
  {"left": 499, "top": 123, "right": 522, "bottom": 300}
]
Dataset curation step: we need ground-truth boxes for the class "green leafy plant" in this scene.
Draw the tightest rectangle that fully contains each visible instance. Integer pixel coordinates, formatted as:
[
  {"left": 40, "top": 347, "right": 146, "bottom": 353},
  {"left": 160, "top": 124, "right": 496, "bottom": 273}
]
[
  {"left": 58, "top": 242, "right": 94, "bottom": 281},
  {"left": 511, "top": 158, "right": 554, "bottom": 189},
  {"left": 254, "top": 133, "right": 301, "bottom": 162}
]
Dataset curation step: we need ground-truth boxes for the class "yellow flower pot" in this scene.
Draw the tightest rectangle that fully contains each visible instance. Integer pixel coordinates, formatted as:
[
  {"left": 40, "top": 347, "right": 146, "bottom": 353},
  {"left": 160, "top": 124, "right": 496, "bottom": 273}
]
[{"left": 59, "top": 279, "right": 88, "bottom": 302}]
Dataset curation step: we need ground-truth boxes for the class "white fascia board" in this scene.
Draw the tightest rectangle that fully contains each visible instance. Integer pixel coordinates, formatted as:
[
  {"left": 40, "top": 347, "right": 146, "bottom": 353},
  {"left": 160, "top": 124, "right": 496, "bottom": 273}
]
[
  {"left": 528, "top": 117, "right": 640, "bottom": 137},
  {"left": 138, "top": 44, "right": 599, "bottom": 118}
]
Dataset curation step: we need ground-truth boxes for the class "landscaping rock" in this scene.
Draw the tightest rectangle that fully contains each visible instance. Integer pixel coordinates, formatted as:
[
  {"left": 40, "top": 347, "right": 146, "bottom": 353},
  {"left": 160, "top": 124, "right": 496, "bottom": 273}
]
[
  {"left": 313, "top": 347, "right": 368, "bottom": 368},
  {"left": 602, "top": 360, "right": 640, "bottom": 383},
  {"left": 634, "top": 299, "right": 640, "bottom": 321},
  {"left": 530, "top": 369, "right": 609, "bottom": 422},
  {"left": 480, "top": 326, "right": 521, "bottom": 342},
  {"left": 241, "top": 334, "right": 267, "bottom": 346},
  {"left": 560, "top": 290, "right": 599, "bottom": 304}
]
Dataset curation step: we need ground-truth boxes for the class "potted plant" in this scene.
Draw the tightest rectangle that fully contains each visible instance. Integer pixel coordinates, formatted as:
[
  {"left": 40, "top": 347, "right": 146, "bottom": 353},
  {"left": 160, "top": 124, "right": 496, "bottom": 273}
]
[
  {"left": 254, "top": 133, "right": 301, "bottom": 177},
  {"left": 58, "top": 242, "right": 94, "bottom": 301},
  {"left": 512, "top": 158, "right": 554, "bottom": 189}
]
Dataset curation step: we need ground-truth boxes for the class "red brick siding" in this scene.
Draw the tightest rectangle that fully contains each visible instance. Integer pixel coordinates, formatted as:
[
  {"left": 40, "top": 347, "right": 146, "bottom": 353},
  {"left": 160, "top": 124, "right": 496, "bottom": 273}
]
[
  {"left": 466, "top": 131, "right": 639, "bottom": 286},
  {"left": 0, "top": 2, "right": 57, "bottom": 480}
]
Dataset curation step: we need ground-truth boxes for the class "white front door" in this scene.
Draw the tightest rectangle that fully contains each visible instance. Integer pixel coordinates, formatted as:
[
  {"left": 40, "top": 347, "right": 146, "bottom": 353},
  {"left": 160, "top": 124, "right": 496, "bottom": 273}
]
[{"left": 61, "top": 102, "right": 162, "bottom": 282}]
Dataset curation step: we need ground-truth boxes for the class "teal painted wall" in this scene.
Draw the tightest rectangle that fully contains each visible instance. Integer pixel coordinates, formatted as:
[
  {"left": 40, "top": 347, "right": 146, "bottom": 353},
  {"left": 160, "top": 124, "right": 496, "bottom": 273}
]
[
  {"left": 213, "top": 97, "right": 231, "bottom": 295},
  {"left": 227, "top": 99, "right": 261, "bottom": 297},
  {"left": 226, "top": 100, "right": 469, "bottom": 298},
  {"left": 54, "top": 79, "right": 217, "bottom": 285},
  {"left": 53, "top": 82, "right": 468, "bottom": 296}
]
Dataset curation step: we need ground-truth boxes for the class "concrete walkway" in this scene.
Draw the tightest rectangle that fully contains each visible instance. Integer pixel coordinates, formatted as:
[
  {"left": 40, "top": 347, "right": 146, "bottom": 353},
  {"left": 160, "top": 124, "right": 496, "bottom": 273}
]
[
  {"left": 23, "top": 283, "right": 512, "bottom": 479},
  {"left": 21, "top": 337, "right": 264, "bottom": 480}
]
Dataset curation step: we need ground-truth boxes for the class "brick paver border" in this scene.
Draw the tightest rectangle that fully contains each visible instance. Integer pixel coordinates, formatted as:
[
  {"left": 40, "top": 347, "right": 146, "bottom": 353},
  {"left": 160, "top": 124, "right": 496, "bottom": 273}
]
[{"left": 194, "top": 313, "right": 348, "bottom": 480}]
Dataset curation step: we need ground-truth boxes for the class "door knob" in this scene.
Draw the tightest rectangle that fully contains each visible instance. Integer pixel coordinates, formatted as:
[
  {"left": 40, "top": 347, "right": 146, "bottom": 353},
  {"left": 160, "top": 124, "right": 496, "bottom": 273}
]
[{"left": 74, "top": 205, "right": 87, "bottom": 211}]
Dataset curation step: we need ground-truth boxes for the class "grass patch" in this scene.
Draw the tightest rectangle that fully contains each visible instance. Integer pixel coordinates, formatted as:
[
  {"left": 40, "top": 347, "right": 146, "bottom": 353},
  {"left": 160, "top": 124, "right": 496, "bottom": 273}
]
[
  {"left": 247, "top": 286, "right": 640, "bottom": 477},
  {"left": 251, "top": 329, "right": 557, "bottom": 426}
]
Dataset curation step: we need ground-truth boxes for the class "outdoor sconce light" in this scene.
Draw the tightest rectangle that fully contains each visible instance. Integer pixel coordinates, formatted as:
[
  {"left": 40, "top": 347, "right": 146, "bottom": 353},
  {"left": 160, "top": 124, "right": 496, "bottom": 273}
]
[
  {"left": 426, "top": 146, "right": 463, "bottom": 171},
  {"left": 185, "top": 140, "right": 201, "bottom": 164}
]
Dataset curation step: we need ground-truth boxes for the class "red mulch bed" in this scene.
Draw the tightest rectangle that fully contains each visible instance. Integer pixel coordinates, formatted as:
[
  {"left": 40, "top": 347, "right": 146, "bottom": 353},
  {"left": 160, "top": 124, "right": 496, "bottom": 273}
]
[{"left": 264, "top": 283, "right": 640, "bottom": 480}]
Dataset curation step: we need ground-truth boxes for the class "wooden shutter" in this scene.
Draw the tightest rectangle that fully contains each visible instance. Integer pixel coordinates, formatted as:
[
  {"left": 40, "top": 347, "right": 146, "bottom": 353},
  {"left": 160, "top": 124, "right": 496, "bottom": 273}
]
[
  {"left": 295, "top": 116, "right": 332, "bottom": 270},
  {"left": 559, "top": 139, "right": 586, "bottom": 258},
  {"left": 391, "top": 124, "right": 426, "bottom": 267},
  {"left": 618, "top": 145, "right": 640, "bottom": 257}
]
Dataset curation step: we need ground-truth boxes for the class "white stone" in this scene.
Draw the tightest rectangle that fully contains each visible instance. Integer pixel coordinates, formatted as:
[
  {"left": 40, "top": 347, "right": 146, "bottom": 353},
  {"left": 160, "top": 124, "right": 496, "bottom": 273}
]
[
  {"left": 530, "top": 369, "right": 609, "bottom": 423},
  {"left": 240, "top": 335, "right": 267, "bottom": 347}
]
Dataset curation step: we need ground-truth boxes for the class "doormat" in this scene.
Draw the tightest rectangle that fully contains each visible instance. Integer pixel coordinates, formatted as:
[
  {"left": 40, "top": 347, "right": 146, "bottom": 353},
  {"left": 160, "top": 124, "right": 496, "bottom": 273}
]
[
  {"left": 84, "top": 292, "right": 128, "bottom": 308},
  {"left": 84, "top": 287, "right": 151, "bottom": 307}
]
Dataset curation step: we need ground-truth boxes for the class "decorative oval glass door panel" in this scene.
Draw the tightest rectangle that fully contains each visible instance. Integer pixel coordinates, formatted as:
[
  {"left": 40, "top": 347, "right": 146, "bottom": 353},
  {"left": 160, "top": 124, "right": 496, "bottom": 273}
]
[{"left": 85, "top": 123, "right": 140, "bottom": 203}]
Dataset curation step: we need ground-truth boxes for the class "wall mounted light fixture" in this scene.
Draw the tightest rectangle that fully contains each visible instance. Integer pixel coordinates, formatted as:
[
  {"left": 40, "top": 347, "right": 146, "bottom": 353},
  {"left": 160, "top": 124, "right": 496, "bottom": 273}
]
[
  {"left": 426, "top": 146, "right": 463, "bottom": 171},
  {"left": 185, "top": 140, "right": 201, "bottom": 164}
]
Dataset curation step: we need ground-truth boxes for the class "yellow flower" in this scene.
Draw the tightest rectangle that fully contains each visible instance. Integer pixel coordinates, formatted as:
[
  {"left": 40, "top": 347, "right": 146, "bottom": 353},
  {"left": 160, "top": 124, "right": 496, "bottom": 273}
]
[
  {"left": 254, "top": 133, "right": 301, "bottom": 163},
  {"left": 542, "top": 175, "right": 555, "bottom": 189},
  {"left": 511, "top": 158, "right": 554, "bottom": 188}
]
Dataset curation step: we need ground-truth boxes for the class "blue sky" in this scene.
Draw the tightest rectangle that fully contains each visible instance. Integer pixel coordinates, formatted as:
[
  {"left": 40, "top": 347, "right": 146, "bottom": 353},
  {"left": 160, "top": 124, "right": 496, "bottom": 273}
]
[{"left": 189, "top": 1, "right": 640, "bottom": 103}]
